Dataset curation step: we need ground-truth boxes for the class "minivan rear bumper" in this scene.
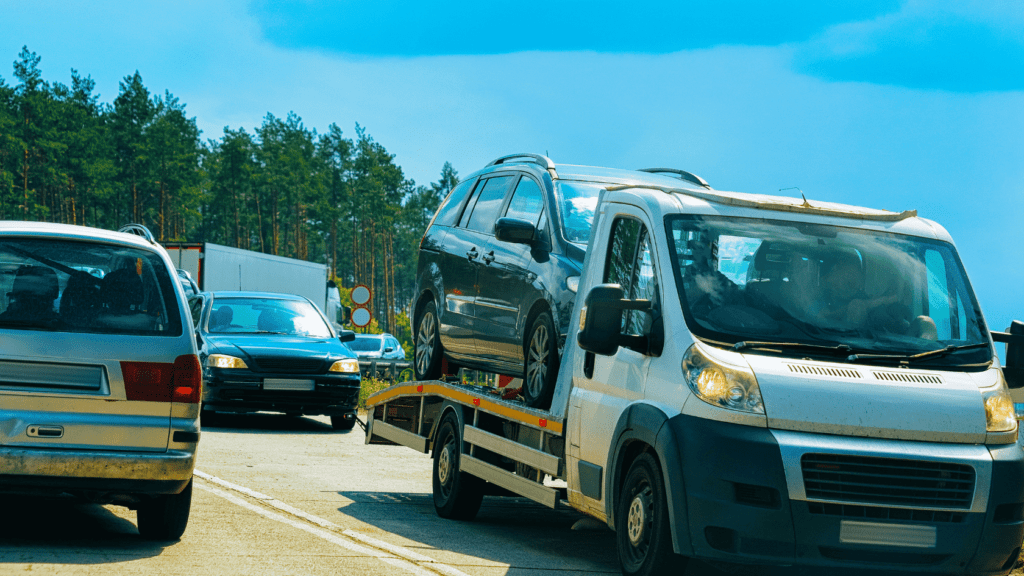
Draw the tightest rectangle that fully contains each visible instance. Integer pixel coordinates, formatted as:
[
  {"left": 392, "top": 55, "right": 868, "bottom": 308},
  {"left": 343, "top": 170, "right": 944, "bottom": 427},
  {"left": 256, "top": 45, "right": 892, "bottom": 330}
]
[{"left": 0, "top": 446, "right": 196, "bottom": 496}]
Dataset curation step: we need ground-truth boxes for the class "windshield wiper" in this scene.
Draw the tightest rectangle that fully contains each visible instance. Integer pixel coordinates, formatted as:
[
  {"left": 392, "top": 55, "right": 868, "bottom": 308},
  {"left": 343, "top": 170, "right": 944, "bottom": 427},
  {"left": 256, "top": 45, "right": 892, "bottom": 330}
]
[
  {"left": 732, "top": 341, "right": 852, "bottom": 355},
  {"left": 845, "top": 342, "right": 990, "bottom": 364}
]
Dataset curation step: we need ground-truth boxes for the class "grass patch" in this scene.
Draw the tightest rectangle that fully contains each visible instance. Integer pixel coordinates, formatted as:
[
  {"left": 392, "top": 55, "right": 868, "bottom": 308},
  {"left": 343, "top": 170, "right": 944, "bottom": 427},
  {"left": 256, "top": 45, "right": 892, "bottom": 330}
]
[{"left": 358, "top": 377, "right": 394, "bottom": 409}]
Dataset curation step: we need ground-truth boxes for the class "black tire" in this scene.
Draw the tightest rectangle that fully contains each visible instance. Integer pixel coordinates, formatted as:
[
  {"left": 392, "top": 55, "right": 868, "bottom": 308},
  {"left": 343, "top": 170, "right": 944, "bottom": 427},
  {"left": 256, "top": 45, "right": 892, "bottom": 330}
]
[
  {"left": 137, "top": 478, "right": 193, "bottom": 541},
  {"left": 331, "top": 414, "right": 356, "bottom": 431},
  {"left": 615, "top": 454, "right": 683, "bottom": 576},
  {"left": 432, "top": 412, "right": 484, "bottom": 520},
  {"left": 522, "top": 311, "right": 559, "bottom": 409},
  {"left": 415, "top": 300, "right": 443, "bottom": 381}
]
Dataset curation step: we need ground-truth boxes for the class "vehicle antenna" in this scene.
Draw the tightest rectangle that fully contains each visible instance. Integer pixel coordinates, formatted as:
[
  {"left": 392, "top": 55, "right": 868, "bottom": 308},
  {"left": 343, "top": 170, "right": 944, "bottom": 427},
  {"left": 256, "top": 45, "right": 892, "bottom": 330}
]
[{"left": 780, "top": 187, "right": 812, "bottom": 208}]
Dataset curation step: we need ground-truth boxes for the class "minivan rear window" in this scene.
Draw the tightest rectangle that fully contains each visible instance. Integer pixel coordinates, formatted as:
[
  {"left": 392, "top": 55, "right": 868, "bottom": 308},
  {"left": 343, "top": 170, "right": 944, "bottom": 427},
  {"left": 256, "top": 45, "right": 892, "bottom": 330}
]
[
  {"left": 432, "top": 177, "right": 478, "bottom": 228},
  {"left": 0, "top": 238, "right": 183, "bottom": 336}
]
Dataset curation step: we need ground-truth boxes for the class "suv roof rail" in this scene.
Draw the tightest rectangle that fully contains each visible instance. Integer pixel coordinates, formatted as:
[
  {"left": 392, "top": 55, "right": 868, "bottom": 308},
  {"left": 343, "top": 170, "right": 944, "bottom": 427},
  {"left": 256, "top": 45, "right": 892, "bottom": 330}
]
[
  {"left": 638, "top": 168, "right": 711, "bottom": 189},
  {"left": 487, "top": 153, "right": 558, "bottom": 178},
  {"left": 118, "top": 223, "right": 157, "bottom": 244}
]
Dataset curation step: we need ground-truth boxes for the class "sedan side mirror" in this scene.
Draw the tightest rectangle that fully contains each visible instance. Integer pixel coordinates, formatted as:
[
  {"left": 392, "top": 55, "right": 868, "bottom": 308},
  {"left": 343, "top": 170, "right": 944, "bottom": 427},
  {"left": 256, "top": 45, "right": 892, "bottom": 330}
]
[
  {"left": 495, "top": 217, "right": 536, "bottom": 245},
  {"left": 577, "top": 284, "right": 652, "bottom": 356},
  {"left": 993, "top": 320, "right": 1024, "bottom": 389},
  {"left": 384, "top": 347, "right": 394, "bottom": 353},
  {"left": 338, "top": 329, "right": 356, "bottom": 343}
]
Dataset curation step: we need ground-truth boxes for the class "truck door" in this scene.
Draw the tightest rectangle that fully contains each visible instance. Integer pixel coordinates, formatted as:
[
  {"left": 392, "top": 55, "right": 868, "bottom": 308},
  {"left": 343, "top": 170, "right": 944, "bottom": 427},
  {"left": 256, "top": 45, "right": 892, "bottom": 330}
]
[{"left": 571, "top": 209, "right": 662, "bottom": 516}]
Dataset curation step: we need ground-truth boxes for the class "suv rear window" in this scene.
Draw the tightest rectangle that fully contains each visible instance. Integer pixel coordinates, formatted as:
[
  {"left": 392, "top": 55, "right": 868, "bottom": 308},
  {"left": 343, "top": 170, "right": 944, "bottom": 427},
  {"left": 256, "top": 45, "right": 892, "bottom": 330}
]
[{"left": 0, "top": 238, "right": 183, "bottom": 336}]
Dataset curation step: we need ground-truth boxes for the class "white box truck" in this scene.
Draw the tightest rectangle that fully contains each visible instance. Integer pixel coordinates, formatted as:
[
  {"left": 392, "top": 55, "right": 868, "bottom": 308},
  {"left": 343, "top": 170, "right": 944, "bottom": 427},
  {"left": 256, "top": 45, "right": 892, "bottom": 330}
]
[
  {"left": 365, "top": 175, "right": 1024, "bottom": 575},
  {"left": 163, "top": 242, "right": 342, "bottom": 322}
]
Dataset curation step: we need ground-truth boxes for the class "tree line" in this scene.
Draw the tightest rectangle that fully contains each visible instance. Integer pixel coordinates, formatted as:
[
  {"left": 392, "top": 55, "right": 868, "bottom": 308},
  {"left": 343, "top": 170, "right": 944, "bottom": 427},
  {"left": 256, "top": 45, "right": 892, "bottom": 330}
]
[{"left": 0, "top": 47, "right": 456, "bottom": 347}]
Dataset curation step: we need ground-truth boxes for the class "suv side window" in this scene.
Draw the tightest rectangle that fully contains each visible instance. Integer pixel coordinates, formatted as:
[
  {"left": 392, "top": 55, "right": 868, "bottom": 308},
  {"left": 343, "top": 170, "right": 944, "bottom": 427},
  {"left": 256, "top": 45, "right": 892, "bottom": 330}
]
[
  {"left": 504, "top": 176, "right": 544, "bottom": 225},
  {"left": 604, "top": 217, "right": 658, "bottom": 336},
  {"left": 433, "top": 177, "right": 478, "bottom": 228},
  {"left": 463, "top": 176, "right": 514, "bottom": 233}
]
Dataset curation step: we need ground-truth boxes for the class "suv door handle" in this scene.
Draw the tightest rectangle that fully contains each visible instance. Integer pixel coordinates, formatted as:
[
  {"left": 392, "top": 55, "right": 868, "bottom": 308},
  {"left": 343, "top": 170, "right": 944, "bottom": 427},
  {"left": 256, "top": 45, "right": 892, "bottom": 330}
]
[
  {"left": 482, "top": 251, "right": 495, "bottom": 264},
  {"left": 467, "top": 248, "right": 479, "bottom": 260}
]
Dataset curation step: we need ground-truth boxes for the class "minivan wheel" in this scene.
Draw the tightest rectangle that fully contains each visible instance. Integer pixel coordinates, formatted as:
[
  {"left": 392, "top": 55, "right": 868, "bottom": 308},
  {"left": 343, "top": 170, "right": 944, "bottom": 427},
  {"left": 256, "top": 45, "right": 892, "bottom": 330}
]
[
  {"left": 522, "top": 312, "right": 558, "bottom": 409},
  {"left": 415, "top": 301, "right": 443, "bottom": 381},
  {"left": 137, "top": 478, "right": 192, "bottom": 541}
]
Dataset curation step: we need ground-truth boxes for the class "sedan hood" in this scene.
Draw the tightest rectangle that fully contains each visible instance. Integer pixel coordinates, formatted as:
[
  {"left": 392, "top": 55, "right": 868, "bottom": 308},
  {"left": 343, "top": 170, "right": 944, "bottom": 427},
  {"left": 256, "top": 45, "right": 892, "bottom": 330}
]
[
  {"left": 207, "top": 334, "right": 354, "bottom": 361},
  {"left": 744, "top": 354, "right": 989, "bottom": 444}
]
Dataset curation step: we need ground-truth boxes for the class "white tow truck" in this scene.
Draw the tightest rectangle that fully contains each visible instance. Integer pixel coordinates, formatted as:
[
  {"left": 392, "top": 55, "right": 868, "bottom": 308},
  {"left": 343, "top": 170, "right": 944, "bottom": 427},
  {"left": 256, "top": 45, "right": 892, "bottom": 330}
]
[{"left": 366, "top": 176, "right": 1024, "bottom": 576}]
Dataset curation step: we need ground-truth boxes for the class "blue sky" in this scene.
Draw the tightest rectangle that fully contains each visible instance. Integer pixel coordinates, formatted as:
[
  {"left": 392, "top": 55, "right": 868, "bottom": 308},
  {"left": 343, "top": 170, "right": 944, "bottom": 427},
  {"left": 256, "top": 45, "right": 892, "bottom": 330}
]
[{"left": 1, "top": 0, "right": 1022, "bottom": 340}]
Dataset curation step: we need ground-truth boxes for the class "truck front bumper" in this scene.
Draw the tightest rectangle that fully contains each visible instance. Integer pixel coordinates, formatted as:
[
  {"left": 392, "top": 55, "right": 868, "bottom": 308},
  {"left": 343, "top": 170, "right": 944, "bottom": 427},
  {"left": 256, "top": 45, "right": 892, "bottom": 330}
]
[{"left": 668, "top": 414, "right": 1024, "bottom": 575}]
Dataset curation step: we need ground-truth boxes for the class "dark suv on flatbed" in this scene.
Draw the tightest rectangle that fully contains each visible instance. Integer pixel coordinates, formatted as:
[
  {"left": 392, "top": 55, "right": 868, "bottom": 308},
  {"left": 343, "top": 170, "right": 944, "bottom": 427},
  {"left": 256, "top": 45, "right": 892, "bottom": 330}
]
[{"left": 413, "top": 154, "right": 710, "bottom": 407}]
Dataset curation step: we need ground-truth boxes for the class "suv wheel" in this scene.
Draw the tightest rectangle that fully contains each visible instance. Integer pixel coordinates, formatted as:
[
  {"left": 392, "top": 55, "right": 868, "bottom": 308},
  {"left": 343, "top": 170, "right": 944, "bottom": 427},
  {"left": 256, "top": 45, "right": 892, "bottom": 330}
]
[
  {"left": 137, "top": 478, "right": 193, "bottom": 541},
  {"left": 415, "top": 301, "right": 443, "bottom": 381},
  {"left": 522, "top": 311, "right": 558, "bottom": 409}
]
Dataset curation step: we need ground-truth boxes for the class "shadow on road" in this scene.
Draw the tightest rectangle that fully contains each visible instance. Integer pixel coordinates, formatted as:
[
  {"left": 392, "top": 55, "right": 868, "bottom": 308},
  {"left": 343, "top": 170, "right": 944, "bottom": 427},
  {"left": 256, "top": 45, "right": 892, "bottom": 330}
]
[
  {"left": 0, "top": 496, "right": 166, "bottom": 564},
  {"left": 201, "top": 412, "right": 356, "bottom": 434}
]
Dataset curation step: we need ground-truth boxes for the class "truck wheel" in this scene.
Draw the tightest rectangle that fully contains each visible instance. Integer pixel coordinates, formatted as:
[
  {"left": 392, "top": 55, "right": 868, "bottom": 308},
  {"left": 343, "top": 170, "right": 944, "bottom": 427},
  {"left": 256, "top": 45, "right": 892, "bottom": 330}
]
[
  {"left": 415, "top": 301, "right": 443, "bottom": 381},
  {"left": 331, "top": 414, "right": 356, "bottom": 430},
  {"left": 137, "top": 478, "right": 193, "bottom": 541},
  {"left": 523, "top": 312, "right": 558, "bottom": 409},
  {"left": 616, "top": 454, "right": 683, "bottom": 576},
  {"left": 432, "top": 412, "right": 483, "bottom": 520}
]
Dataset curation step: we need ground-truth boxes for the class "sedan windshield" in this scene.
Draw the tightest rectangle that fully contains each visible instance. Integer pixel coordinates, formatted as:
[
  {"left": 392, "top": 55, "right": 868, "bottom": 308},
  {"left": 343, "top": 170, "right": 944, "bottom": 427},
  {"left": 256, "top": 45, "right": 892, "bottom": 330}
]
[
  {"left": 208, "top": 297, "right": 332, "bottom": 338},
  {"left": 666, "top": 216, "right": 992, "bottom": 367}
]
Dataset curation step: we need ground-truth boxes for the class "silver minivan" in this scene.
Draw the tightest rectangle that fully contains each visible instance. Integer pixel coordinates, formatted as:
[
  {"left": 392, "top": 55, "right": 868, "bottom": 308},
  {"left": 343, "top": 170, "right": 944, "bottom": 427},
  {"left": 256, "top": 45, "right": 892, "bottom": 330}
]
[{"left": 0, "top": 222, "right": 200, "bottom": 540}]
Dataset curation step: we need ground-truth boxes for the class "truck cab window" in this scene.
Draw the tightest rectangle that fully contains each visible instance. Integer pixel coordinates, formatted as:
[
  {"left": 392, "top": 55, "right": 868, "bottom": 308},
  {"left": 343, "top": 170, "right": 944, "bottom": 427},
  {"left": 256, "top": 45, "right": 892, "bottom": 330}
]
[{"left": 605, "top": 217, "right": 658, "bottom": 336}]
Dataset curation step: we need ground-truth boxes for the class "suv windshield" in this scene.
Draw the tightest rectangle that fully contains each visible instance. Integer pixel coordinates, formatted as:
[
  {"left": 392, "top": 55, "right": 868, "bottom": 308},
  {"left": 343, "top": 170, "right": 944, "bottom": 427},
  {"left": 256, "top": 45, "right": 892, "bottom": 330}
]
[
  {"left": 349, "top": 336, "right": 384, "bottom": 352},
  {"left": 0, "top": 238, "right": 182, "bottom": 336},
  {"left": 208, "top": 297, "right": 332, "bottom": 337},
  {"left": 556, "top": 182, "right": 603, "bottom": 244},
  {"left": 666, "top": 216, "right": 992, "bottom": 367}
]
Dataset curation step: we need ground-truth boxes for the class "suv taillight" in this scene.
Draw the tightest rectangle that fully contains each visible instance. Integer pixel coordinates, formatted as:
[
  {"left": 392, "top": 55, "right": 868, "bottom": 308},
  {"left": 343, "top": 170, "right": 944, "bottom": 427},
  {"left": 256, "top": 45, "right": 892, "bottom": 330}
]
[{"left": 121, "top": 354, "right": 202, "bottom": 404}]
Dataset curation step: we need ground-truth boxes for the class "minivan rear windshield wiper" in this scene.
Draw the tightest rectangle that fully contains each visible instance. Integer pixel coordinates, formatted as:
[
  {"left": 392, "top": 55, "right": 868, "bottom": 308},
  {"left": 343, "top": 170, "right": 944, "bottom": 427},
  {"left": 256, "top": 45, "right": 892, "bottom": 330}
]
[
  {"left": 845, "top": 342, "right": 990, "bottom": 364},
  {"left": 732, "top": 341, "right": 852, "bottom": 355}
]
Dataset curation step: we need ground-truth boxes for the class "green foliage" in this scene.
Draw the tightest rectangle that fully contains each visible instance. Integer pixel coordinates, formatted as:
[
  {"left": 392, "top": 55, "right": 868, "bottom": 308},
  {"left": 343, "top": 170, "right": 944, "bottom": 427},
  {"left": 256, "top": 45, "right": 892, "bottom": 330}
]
[{"left": 0, "top": 48, "right": 458, "bottom": 340}]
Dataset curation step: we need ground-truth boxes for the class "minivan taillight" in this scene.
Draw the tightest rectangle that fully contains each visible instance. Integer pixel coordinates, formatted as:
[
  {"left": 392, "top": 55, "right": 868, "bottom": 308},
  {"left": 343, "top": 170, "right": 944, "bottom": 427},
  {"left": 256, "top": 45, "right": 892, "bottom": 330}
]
[{"left": 121, "top": 354, "right": 202, "bottom": 404}]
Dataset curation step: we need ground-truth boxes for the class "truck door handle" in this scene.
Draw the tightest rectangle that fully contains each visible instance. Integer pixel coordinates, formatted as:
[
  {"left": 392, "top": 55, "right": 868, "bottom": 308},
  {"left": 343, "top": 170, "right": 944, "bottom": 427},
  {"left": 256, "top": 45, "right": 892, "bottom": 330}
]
[
  {"left": 482, "top": 251, "right": 495, "bottom": 264},
  {"left": 467, "top": 248, "right": 479, "bottom": 260}
]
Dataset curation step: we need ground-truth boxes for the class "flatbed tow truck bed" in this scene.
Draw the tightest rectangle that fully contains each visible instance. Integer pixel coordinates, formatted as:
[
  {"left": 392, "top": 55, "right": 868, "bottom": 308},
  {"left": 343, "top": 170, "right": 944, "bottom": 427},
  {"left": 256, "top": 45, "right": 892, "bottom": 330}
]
[{"left": 365, "top": 379, "right": 567, "bottom": 509}]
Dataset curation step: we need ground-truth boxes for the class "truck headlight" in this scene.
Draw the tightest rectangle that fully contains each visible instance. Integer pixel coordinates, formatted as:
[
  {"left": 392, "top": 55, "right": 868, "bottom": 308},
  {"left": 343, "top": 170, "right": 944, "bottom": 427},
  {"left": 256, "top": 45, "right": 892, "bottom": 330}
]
[
  {"left": 682, "top": 343, "right": 764, "bottom": 414},
  {"left": 207, "top": 354, "right": 248, "bottom": 369},
  {"left": 329, "top": 359, "right": 360, "bottom": 373},
  {"left": 982, "top": 387, "right": 1016, "bottom": 433}
]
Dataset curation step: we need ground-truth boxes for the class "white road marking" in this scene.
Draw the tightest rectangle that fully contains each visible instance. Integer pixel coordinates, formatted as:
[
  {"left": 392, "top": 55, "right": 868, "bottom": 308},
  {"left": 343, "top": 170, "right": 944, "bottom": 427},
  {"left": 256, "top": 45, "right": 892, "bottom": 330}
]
[{"left": 194, "top": 470, "right": 475, "bottom": 576}]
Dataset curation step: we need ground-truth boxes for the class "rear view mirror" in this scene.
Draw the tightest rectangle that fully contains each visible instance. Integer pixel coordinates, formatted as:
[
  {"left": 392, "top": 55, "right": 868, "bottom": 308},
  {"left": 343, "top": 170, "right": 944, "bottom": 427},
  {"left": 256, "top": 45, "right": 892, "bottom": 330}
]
[
  {"left": 495, "top": 217, "right": 536, "bottom": 245},
  {"left": 577, "top": 284, "right": 651, "bottom": 356},
  {"left": 385, "top": 347, "right": 394, "bottom": 353},
  {"left": 337, "top": 306, "right": 351, "bottom": 325},
  {"left": 338, "top": 329, "right": 356, "bottom": 344},
  {"left": 993, "top": 321, "right": 1024, "bottom": 389}
]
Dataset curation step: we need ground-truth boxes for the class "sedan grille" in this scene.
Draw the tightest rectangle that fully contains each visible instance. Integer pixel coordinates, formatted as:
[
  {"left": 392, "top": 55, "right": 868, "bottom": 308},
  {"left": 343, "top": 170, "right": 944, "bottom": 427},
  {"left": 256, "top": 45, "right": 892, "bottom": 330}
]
[
  {"left": 801, "top": 453, "right": 975, "bottom": 509},
  {"left": 252, "top": 357, "right": 325, "bottom": 374}
]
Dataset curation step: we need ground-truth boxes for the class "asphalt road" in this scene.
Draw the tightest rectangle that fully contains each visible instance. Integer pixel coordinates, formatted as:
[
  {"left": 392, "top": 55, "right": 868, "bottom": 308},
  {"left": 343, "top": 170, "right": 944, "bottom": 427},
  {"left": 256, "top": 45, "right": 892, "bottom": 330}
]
[{"left": 0, "top": 412, "right": 735, "bottom": 576}]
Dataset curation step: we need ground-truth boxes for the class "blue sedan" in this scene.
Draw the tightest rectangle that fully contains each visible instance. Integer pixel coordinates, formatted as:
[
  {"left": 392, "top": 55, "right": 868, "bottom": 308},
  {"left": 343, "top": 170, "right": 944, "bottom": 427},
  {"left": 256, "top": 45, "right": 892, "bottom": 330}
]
[{"left": 190, "top": 291, "right": 361, "bottom": 430}]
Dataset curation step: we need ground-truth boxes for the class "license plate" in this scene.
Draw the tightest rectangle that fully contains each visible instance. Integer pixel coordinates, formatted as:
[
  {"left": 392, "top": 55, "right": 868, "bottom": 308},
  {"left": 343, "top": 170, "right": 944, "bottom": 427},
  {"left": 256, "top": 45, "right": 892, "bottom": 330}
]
[
  {"left": 839, "top": 520, "right": 936, "bottom": 548},
  {"left": 263, "top": 379, "right": 315, "bottom": 391}
]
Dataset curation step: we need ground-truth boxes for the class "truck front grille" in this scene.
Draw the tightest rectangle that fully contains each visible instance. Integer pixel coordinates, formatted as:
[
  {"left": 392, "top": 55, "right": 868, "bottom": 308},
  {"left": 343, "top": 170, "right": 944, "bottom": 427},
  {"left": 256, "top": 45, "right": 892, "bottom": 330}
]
[{"left": 801, "top": 453, "right": 974, "bottom": 509}]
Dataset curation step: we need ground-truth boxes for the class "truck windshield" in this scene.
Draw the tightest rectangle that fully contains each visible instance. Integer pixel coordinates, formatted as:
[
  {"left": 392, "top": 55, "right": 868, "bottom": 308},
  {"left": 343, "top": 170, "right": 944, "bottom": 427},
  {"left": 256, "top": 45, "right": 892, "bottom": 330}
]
[
  {"left": 208, "top": 297, "right": 332, "bottom": 338},
  {"left": 666, "top": 215, "right": 992, "bottom": 367},
  {"left": 556, "top": 182, "right": 603, "bottom": 244}
]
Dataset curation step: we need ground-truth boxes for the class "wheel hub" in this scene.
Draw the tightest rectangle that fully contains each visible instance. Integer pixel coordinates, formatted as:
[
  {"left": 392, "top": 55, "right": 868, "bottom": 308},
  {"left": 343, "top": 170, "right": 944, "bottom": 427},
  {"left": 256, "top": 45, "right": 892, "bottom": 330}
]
[
  {"left": 438, "top": 444, "right": 452, "bottom": 485},
  {"left": 627, "top": 493, "right": 647, "bottom": 546},
  {"left": 417, "top": 313, "right": 435, "bottom": 373}
]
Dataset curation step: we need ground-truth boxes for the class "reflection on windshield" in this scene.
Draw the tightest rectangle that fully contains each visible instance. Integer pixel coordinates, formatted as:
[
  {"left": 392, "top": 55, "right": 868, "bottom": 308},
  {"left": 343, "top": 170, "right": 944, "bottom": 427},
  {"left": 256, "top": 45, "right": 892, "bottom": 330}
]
[
  {"left": 208, "top": 297, "right": 331, "bottom": 338},
  {"left": 667, "top": 216, "right": 991, "bottom": 366},
  {"left": 556, "top": 182, "right": 603, "bottom": 243}
]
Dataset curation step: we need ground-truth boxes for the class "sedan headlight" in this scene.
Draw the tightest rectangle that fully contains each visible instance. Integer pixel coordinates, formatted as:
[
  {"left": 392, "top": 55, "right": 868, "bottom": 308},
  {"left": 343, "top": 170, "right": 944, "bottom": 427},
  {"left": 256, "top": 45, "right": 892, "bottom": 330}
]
[
  {"left": 682, "top": 343, "right": 764, "bottom": 414},
  {"left": 566, "top": 276, "right": 580, "bottom": 293},
  {"left": 329, "top": 359, "right": 360, "bottom": 373},
  {"left": 207, "top": 354, "right": 248, "bottom": 369}
]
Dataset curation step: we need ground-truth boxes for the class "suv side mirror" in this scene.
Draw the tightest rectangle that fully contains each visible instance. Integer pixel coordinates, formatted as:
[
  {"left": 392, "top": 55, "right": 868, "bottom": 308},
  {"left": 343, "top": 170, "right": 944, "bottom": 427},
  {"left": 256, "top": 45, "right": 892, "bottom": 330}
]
[
  {"left": 338, "top": 329, "right": 356, "bottom": 344},
  {"left": 993, "top": 320, "right": 1024, "bottom": 389},
  {"left": 495, "top": 217, "right": 536, "bottom": 245},
  {"left": 577, "top": 284, "right": 652, "bottom": 356}
]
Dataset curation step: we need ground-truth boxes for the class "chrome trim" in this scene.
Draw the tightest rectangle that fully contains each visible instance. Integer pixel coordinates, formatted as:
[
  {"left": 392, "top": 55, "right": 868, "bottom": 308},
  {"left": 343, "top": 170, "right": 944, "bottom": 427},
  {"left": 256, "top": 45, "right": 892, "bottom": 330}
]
[
  {"left": 474, "top": 299, "right": 518, "bottom": 312},
  {"left": 771, "top": 429, "right": 991, "bottom": 514}
]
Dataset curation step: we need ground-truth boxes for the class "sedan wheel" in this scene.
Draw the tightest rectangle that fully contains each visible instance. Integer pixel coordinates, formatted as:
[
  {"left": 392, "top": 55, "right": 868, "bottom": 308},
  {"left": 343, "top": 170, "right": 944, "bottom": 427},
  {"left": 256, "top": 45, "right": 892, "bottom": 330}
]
[
  {"left": 415, "top": 301, "right": 443, "bottom": 381},
  {"left": 522, "top": 312, "right": 558, "bottom": 409}
]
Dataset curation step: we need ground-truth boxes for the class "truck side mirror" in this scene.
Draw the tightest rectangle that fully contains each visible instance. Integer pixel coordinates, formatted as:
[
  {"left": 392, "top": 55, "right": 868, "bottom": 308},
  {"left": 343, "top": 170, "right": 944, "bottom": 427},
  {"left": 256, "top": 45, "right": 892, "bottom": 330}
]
[
  {"left": 993, "top": 320, "right": 1024, "bottom": 389},
  {"left": 338, "top": 329, "right": 356, "bottom": 344},
  {"left": 495, "top": 217, "right": 536, "bottom": 245},
  {"left": 577, "top": 284, "right": 651, "bottom": 356},
  {"left": 337, "top": 305, "right": 350, "bottom": 325}
]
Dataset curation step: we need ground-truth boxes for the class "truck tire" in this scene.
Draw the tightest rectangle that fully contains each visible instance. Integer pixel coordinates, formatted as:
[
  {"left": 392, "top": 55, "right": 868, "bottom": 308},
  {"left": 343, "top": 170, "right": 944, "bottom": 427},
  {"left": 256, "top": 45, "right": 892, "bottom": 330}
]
[
  {"left": 523, "top": 312, "right": 558, "bottom": 409},
  {"left": 432, "top": 412, "right": 484, "bottom": 520},
  {"left": 415, "top": 301, "right": 443, "bottom": 381},
  {"left": 137, "top": 478, "right": 193, "bottom": 541},
  {"left": 331, "top": 414, "right": 356, "bottom": 430},
  {"left": 616, "top": 454, "right": 684, "bottom": 576}
]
